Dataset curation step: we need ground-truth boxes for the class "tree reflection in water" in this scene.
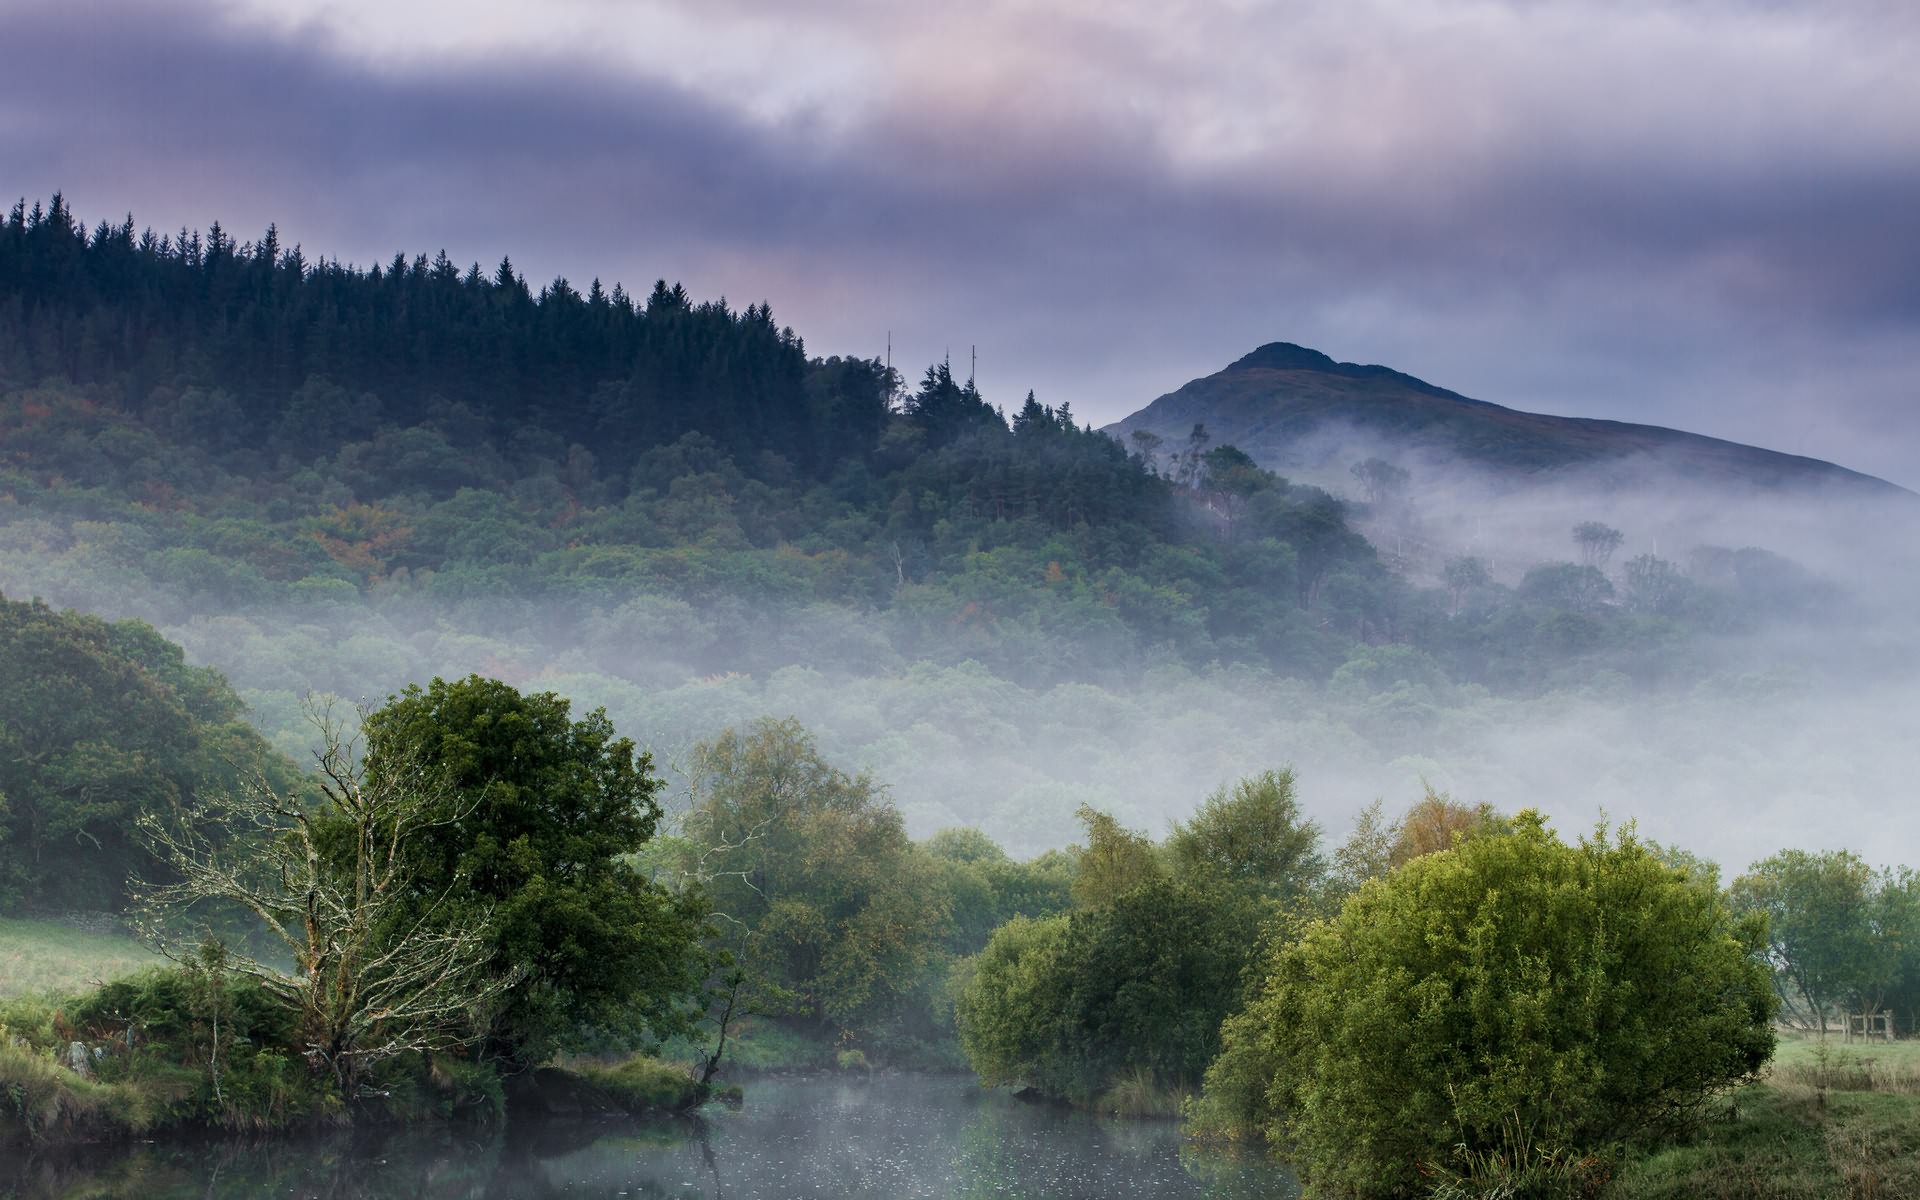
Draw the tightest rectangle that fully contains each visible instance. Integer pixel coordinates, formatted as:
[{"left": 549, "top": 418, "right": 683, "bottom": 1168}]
[{"left": 3, "top": 1076, "right": 1297, "bottom": 1199}]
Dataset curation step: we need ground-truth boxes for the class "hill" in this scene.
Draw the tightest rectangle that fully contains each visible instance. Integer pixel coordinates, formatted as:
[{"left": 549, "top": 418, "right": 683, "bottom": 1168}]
[{"left": 1105, "top": 343, "right": 1911, "bottom": 500}]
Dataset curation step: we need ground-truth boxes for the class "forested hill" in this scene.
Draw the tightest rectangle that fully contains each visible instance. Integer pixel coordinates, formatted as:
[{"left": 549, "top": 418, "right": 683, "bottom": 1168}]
[
  {"left": 1107, "top": 342, "right": 1910, "bottom": 499},
  {"left": 0, "top": 196, "right": 1852, "bottom": 703},
  {"left": 0, "top": 195, "right": 1388, "bottom": 687},
  {"left": 0, "top": 196, "right": 1899, "bottom": 855}
]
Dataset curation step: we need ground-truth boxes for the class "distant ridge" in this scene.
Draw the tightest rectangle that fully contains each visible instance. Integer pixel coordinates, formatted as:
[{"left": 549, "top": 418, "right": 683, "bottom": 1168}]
[{"left": 1107, "top": 342, "right": 1911, "bottom": 499}]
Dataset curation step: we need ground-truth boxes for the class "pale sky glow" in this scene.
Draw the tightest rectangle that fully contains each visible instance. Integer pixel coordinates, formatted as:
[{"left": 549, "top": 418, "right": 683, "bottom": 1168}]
[{"left": 5, "top": 0, "right": 1918, "bottom": 483}]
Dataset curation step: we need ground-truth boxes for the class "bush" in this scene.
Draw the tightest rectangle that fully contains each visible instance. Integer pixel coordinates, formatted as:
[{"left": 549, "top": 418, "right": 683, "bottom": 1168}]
[
  {"left": 836, "top": 1048, "right": 871, "bottom": 1073},
  {"left": 46, "top": 967, "right": 327, "bottom": 1132},
  {"left": 1202, "top": 811, "right": 1775, "bottom": 1197},
  {"left": 956, "top": 880, "right": 1255, "bottom": 1105},
  {"left": 0, "top": 1042, "right": 193, "bottom": 1142}
]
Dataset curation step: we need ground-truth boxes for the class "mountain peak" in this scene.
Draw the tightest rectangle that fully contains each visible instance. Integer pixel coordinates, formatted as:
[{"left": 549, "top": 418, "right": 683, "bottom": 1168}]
[
  {"left": 1228, "top": 343, "right": 1340, "bottom": 373},
  {"left": 1109, "top": 344, "right": 1910, "bottom": 501},
  {"left": 1225, "top": 342, "right": 1467, "bottom": 402}
]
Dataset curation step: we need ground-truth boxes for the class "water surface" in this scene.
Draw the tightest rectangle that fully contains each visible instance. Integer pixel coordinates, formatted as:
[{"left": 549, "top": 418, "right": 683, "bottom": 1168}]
[{"left": 3, "top": 1074, "right": 1299, "bottom": 1199}]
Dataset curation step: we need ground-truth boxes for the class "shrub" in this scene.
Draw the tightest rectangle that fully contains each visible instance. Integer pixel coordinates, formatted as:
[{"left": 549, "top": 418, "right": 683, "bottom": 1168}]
[
  {"left": 1202, "top": 811, "right": 1775, "bottom": 1197},
  {"left": 0, "top": 1042, "right": 193, "bottom": 1142},
  {"left": 836, "top": 1048, "right": 871, "bottom": 1073},
  {"left": 956, "top": 880, "right": 1254, "bottom": 1105}
]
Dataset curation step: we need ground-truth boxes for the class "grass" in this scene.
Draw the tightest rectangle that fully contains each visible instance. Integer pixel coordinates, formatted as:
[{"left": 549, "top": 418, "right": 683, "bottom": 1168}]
[
  {"left": 1608, "top": 1036, "right": 1920, "bottom": 1200},
  {"left": 572, "top": 1054, "right": 707, "bottom": 1113},
  {"left": 0, "top": 1042, "right": 196, "bottom": 1144},
  {"left": 661, "top": 1018, "right": 838, "bottom": 1074},
  {"left": 0, "top": 918, "right": 158, "bottom": 999},
  {"left": 1770, "top": 1033, "right": 1920, "bottom": 1092},
  {"left": 1098, "top": 1068, "right": 1191, "bottom": 1120}
]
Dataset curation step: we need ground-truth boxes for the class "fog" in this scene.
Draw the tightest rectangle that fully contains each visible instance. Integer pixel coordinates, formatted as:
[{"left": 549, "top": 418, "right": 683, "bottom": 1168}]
[{"left": 4, "top": 437, "right": 1917, "bottom": 879}]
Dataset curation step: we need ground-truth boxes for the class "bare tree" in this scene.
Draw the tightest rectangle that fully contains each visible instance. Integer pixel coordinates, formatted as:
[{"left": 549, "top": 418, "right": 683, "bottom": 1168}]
[{"left": 134, "top": 701, "right": 514, "bottom": 1096}]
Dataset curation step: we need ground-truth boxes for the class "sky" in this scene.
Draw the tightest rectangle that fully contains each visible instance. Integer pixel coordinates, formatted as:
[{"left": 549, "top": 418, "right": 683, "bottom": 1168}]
[{"left": 5, "top": 0, "right": 1918, "bottom": 485}]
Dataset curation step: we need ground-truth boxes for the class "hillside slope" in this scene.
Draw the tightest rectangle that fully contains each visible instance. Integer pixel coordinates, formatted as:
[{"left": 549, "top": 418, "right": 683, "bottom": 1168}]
[{"left": 1106, "top": 343, "right": 1910, "bottom": 500}]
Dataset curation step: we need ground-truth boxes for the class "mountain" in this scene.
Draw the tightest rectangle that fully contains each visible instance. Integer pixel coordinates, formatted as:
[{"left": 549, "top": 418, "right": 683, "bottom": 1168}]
[{"left": 1105, "top": 343, "right": 1911, "bottom": 500}]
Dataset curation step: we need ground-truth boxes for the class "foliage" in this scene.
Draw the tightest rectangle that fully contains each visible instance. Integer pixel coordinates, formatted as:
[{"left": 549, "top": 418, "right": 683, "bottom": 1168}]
[
  {"left": 134, "top": 703, "right": 514, "bottom": 1096},
  {"left": 953, "top": 913, "right": 1071, "bottom": 1093},
  {"left": 673, "top": 718, "right": 952, "bottom": 1052},
  {"left": 1165, "top": 768, "right": 1325, "bottom": 904},
  {"left": 0, "top": 592, "right": 293, "bottom": 912},
  {"left": 1068, "top": 805, "right": 1164, "bottom": 909},
  {"left": 921, "top": 827, "right": 1075, "bottom": 956},
  {"left": 956, "top": 878, "right": 1260, "bottom": 1105},
  {"left": 1203, "top": 811, "right": 1775, "bottom": 1197},
  {"left": 356, "top": 676, "right": 711, "bottom": 1070},
  {"left": 0, "top": 1040, "right": 192, "bottom": 1143},
  {"left": 1731, "top": 851, "right": 1920, "bottom": 1033}
]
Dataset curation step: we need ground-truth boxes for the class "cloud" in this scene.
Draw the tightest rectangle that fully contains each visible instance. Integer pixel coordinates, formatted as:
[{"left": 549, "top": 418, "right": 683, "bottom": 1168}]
[{"left": 3, "top": 0, "right": 1918, "bottom": 482}]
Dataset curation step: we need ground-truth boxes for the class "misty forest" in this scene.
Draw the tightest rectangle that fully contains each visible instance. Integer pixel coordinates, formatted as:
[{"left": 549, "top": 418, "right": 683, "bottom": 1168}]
[{"left": 3, "top": 196, "right": 1920, "bottom": 1200}]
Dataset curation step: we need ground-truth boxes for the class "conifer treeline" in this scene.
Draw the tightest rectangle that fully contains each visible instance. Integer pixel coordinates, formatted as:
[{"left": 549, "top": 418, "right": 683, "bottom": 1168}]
[{"left": 0, "top": 194, "right": 888, "bottom": 476}]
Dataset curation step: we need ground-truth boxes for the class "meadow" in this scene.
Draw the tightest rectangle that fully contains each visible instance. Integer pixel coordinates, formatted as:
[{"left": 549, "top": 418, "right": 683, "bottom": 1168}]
[{"left": 0, "top": 918, "right": 158, "bottom": 1001}]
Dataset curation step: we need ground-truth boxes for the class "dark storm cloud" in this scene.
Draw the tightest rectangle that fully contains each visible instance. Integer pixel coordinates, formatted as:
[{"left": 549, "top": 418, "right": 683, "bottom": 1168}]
[{"left": 4, "top": 0, "right": 1917, "bottom": 482}]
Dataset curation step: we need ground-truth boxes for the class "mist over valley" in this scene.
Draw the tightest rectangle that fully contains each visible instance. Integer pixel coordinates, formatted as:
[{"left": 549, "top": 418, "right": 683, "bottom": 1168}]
[{"left": 2, "top": 210, "right": 1914, "bottom": 875}]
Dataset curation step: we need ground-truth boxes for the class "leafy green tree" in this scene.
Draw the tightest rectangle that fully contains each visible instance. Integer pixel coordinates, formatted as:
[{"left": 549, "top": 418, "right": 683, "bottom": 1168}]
[
  {"left": 1165, "top": 769, "right": 1324, "bottom": 904},
  {"left": 1127, "top": 429, "right": 1164, "bottom": 474},
  {"left": 677, "top": 718, "right": 951, "bottom": 1049},
  {"left": 1200, "top": 445, "right": 1271, "bottom": 540},
  {"left": 921, "top": 827, "right": 1073, "bottom": 955},
  {"left": 956, "top": 879, "right": 1252, "bottom": 1103},
  {"left": 0, "top": 593, "right": 291, "bottom": 912},
  {"left": 1519, "top": 561, "right": 1614, "bottom": 613},
  {"left": 1204, "top": 812, "right": 1774, "bottom": 1196},
  {"left": 1877, "top": 869, "right": 1920, "bottom": 1033},
  {"left": 1622, "top": 552, "right": 1689, "bottom": 615},
  {"left": 951, "top": 913, "right": 1071, "bottom": 1091},
  {"left": 356, "top": 676, "right": 710, "bottom": 1070},
  {"left": 1731, "top": 849, "right": 1885, "bottom": 1032},
  {"left": 1068, "top": 804, "right": 1163, "bottom": 908}
]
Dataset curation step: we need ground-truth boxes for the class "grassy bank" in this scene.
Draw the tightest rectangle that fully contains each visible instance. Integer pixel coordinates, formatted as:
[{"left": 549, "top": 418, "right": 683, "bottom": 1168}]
[
  {"left": 1610, "top": 1036, "right": 1920, "bottom": 1199},
  {"left": 572, "top": 1055, "right": 721, "bottom": 1111},
  {"left": 2, "top": 960, "right": 717, "bottom": 1146},
  {"left": 2, "top": 1038, "right": 709, "bottom": 1146},
  {"left": 0, "top": 918, "right": 158, "bottom": 999}
]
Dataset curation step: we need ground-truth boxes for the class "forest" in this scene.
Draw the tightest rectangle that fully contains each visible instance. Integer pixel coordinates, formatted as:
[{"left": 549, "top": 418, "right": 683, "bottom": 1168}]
[
  {"left": 1, "top": 195, "right": 1891, "bottom": 860},
  {"left": 4, "top": 198, "right": 1919, "bottom": 1197}
]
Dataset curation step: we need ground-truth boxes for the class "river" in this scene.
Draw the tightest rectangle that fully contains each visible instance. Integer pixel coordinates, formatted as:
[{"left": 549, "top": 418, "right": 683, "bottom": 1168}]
[{"left": 2, "top": 1074, "right": 1300, "bottom": 1199}]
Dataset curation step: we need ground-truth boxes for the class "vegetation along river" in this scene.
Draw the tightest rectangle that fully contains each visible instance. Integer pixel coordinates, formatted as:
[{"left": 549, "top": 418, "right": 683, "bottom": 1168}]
[{"left": 1, "top": 1075, "right": 1300, "bottom": 1199}]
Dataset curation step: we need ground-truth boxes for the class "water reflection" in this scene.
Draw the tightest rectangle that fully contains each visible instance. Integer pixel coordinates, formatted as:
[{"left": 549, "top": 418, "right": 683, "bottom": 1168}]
[{"left": 2, "top": 1075, "right": 1297, "bottom": 1199}]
